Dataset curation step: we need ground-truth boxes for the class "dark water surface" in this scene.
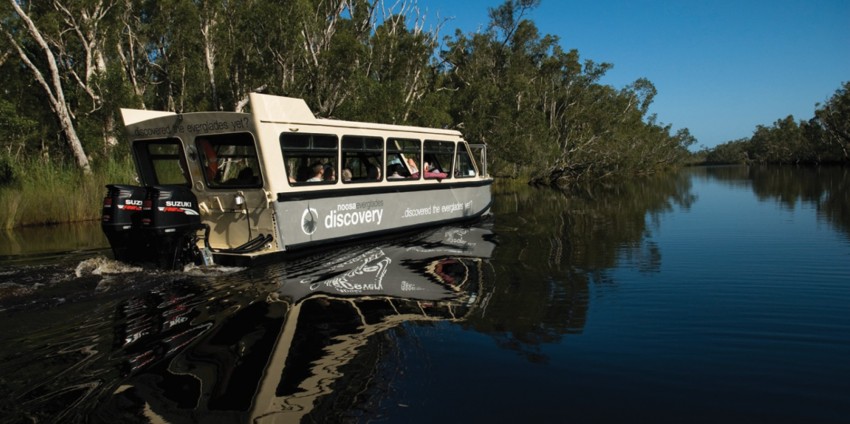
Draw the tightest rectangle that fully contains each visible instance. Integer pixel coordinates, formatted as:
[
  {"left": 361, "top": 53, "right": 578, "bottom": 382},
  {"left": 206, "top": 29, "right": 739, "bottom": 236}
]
[{"left": 1, "top": 166, "right": 849, "bottom": 423}]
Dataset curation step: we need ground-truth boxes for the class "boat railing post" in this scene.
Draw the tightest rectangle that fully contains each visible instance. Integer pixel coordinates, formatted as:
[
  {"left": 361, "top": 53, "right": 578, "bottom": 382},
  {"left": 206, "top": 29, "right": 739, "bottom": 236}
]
[{"left": 470, "top": 144, "right": 488, "bottom": 177}]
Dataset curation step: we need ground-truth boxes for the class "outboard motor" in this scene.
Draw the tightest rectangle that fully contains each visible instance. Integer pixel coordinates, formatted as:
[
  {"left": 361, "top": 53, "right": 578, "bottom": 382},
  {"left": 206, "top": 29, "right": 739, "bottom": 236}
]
[
  {"left": 101, "top": 184, "right": 148, "bottom": 263},
  {"left": 141, "top": 185, "right": 206, "bottom": 269},
  {"left": 102, "top": 184, "right": 208, "bottom": 269}
]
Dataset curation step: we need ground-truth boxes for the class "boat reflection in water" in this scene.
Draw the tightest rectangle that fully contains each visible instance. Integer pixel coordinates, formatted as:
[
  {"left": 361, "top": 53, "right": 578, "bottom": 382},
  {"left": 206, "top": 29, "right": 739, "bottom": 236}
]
[{"left": 103, "top": 225, "right": 494, "bottom": 422}]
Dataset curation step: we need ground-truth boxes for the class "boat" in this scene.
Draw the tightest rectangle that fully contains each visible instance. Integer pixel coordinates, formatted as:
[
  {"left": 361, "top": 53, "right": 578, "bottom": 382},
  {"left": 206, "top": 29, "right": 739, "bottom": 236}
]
[{"left": 102, "top": 93, "right": 492, "bottom": 268}]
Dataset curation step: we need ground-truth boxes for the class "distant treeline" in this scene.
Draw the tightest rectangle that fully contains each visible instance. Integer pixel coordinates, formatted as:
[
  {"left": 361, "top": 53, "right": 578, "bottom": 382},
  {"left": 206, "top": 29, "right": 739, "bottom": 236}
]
[
  {"left": 0, "top": 0, "right": 695, "bottom": 192},
  {"left": 700, "top": 82, "right": 850, "bottom": 165}
]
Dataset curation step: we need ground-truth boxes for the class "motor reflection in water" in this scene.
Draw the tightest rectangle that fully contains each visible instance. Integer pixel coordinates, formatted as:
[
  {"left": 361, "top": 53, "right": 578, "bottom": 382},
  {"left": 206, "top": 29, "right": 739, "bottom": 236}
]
[{"left": 98, "top": 225, "right": 495, "bottom": 423}]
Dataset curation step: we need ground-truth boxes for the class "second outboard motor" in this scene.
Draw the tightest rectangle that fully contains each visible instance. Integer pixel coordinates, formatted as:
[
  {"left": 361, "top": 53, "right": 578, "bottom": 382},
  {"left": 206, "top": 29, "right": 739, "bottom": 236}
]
[{"left": 141, "top": 185, "right": 206, "bottom": 269}]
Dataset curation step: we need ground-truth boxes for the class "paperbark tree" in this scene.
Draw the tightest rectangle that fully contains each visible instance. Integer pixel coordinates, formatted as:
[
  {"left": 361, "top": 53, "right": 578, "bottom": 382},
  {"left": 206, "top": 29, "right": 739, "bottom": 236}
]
[
  {"left": 371, "top": 5, "right": 439, "bottom": 123},
  {"left": 116, "top": 0, "right": 147, "bottom": 106},
  {"left": 815, "top": 81, "right": 850, "bottom": 159},
  {"left": 198, "top": 0, "right": 221, "bottom": 110},
  {"left": 51, "top": 0, "right": 120, "bottom": 148},
  {"left": 3, "top": 0, "right": 91, "bottom": 173},
  {"left": 296, "top": 0, "right": 361, "bottom": 116}
]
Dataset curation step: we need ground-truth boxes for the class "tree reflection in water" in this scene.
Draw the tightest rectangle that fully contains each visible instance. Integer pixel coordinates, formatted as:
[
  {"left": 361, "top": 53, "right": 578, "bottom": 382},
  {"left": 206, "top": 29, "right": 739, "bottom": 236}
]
[
  {"left": 475, "top": 165, "right": 849, "bottom": 368},
  {"left": 473, "top": 171, "right": 697, "bottom": 362},
  {"left": 700, "top": 165, "right": 850, "bottom": 236}
]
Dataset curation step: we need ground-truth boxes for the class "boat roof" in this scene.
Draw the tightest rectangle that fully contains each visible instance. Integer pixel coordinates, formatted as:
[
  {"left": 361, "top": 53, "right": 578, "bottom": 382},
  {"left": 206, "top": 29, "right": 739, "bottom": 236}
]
[
  {"left": 120, "top": 93, "right": 463, "bottom": 138},
  {"left": 120, "top": 109, "right": 177, "bottom": 126},
  {"left": 249, "top": 93, "right": 462, "bottom": 137}
]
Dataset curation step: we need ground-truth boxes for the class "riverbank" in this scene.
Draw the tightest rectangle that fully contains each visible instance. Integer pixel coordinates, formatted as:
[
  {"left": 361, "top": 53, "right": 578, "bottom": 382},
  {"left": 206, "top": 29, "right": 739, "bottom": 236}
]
[{"left": 0, "top": 155, "right": 135, "bottom": 229}]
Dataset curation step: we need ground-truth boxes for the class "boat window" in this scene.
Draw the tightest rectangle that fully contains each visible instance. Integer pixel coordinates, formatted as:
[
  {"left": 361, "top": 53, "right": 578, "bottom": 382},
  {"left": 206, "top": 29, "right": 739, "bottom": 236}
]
[
  {"left": 455, "top": 142, "right": 477, "bottom": 178},
  {"left": 132, "top": 138, "right": 190, "bottom": 187},
  {"left": 280, "top": 133, "right": 338, "bottom": 185},
  {"left": 341, "top": 135, "right": 383, "bottom": 183},
  {"left": 196, "top": 133, "right": 263, "bottom": 188},
  {"left": 423, "top": 140, "right": 453, "bottom": 180},
  {"left": 386, "top": 138, "right": 421, "bottom": 181}
]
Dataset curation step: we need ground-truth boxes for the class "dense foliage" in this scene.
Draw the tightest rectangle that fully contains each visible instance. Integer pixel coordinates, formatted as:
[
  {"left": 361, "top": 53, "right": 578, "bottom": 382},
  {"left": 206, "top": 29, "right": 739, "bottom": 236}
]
[
  {"left": 1, "top": 0, "right": 696, "bottom": 190},
  {"left": 703, "top": 81, "right": 850, "bottom": 165}
]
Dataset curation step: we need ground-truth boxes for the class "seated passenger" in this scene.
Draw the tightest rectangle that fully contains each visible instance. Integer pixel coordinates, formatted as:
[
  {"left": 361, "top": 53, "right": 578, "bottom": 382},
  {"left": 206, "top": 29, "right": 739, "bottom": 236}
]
[
  {"left": 306, "top": 162, "right": 324, "bottom": 182},
  {"left": 387, "top": 164, "right": 404, "bottom": 179},
  {"left": 342, "top": 168, "right": 352, "bottom": 182},
  {"left": 367, "top": 165, "right": 381, "bottom": 181},
  {"left": 407, "top": 157, "right": 419, "bottom": 174},
  {"left": 424, "top": 161, "right": 448, "bottom": 179},
  {"left": 324, "top": 165, "right": 336, "bottom": 182}
]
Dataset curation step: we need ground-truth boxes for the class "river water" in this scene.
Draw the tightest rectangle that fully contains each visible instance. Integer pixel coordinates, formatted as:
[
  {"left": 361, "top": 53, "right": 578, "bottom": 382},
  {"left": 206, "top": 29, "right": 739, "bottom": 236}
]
[{"left": 1, "top": 166, "right": 848, "bottom": 423}]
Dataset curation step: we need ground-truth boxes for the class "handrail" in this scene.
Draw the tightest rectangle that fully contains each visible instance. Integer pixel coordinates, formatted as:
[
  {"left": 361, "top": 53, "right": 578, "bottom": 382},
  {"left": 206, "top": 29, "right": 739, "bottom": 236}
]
[{"left": 469, "top": 144, "right": 488, "bottom": 177}]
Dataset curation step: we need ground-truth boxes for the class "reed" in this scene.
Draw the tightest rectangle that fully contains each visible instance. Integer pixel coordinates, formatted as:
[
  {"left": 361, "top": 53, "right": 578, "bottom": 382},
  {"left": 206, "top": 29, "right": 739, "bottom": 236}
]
[
  {"left": 0, "top": 155, "right": 136, "bottom": 229},
  {"left": 492, "top": 176, "right": 530, "bottom": 194}
]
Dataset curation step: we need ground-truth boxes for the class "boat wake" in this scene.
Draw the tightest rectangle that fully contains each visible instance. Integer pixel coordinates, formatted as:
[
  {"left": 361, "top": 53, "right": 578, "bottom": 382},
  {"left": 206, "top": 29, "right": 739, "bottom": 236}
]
[
  {"left": 74, "top": 256, "right": 245, "bottom": 278},
  {"left": 75, "top": 256, "right": 143, "bottom": 277}
]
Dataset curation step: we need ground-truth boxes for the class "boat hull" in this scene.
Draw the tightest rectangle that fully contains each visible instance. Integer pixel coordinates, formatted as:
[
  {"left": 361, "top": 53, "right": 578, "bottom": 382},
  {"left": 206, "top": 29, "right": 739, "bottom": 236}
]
[{"left": 274, "top": 181, "right": 492, "bottom": 250}]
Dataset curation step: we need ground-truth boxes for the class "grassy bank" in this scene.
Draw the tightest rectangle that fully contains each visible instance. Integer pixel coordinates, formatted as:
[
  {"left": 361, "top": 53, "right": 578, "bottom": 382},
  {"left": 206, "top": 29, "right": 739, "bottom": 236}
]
[
  {"left": 491, "top": 176, "right": 532, "bottom": 194},
  {"left": 0, "top": 155, "right": 136, "bottom": 229}
]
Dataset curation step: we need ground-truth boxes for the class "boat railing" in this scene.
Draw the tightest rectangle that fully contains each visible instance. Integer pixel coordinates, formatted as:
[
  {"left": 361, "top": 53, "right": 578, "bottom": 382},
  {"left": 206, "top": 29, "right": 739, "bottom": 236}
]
[{"left": 469, "top": 144, "right": 488, "bottom": 177}]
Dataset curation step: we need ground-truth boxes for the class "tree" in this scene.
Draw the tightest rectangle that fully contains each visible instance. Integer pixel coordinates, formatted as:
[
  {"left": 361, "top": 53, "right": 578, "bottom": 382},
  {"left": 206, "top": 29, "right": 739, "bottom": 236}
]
[
  {"left": 705, "top": 81, "right": 849, "bottom": 165},
  {"left": 3, "top": 0, "right": 92, "bottom": 173},
  {"left": 814, "top": 81, "right": 850, "bottom": 160},
  {"left": 704, "top": 138, "right": 750, "bottom": 164}
]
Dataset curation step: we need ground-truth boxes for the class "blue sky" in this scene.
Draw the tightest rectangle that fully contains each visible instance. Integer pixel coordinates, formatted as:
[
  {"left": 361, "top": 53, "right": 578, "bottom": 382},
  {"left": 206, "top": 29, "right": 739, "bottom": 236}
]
[{"left": 417, "top": 0, "right": 850, "bottom": 148}]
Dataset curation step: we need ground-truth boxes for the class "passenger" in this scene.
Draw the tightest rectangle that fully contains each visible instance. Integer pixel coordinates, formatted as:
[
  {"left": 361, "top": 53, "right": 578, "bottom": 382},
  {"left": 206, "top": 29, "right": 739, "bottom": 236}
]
[
  {"left": 342, "top": 168, "right": 353, "bottom": 182},
  {"left": 424, "top": 162, "right": 448, "bottom": 179},
  {"left": 324, "top": 165, "right": 336, "bottom": 182},
  {"left": 407, "top": 157, "right": 419, "bottom": 174},
  {"left": 367, "top": 164, "right": 381, "bottom": 181},
  {"left": 387, "top": 164, "right": 404, "bottom": 179},
  {"left": 306, "top": 162, "right": 324, "bottom": 182}
]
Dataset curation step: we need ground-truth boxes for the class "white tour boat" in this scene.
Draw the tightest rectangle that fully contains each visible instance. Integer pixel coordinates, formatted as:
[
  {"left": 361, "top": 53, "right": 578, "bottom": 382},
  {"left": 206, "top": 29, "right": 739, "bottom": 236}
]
[{"left": 102, "top": 93, "right": 492, "bottom": 268}]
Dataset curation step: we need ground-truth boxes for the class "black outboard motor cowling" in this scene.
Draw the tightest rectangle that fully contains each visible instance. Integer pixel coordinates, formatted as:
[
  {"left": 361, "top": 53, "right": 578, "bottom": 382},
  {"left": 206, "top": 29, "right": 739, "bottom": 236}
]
[
  {"left": 102, "top": 184, "right": 206, "bottom": 269},
  {"left": 141, "top": 185, "right": 201, "bottom": 232},
  {"left": 102, "top": 184, "right": 147, "bottom": 263},
  {"left": 141, "top": 185, "right": 205, "bottom": 269}
]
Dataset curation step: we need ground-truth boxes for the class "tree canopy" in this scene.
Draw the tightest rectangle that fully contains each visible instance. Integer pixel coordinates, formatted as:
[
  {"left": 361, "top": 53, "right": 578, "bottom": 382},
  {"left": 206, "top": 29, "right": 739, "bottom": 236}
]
[
  {"left": 1, "top": 0, "right": 697, "bottom": 185},
  {"left": 702, "top": 81, "right": 850, "bottom": 165}
]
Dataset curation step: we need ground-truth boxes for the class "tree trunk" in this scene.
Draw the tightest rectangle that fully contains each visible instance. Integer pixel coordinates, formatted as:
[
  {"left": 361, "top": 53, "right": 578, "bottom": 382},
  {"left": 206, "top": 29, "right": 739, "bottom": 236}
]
[
  {"left": 201, "top": 10, "right": 219, "bottom": 110},
  {"left": 117, "top": 0, "right": 146, "bottom": 106},
  {"left": 53, "top": 0, "right": 118, "bottom": 148},
  {"left": 6, "top": 0, "right": 91, "bottom": 174}
]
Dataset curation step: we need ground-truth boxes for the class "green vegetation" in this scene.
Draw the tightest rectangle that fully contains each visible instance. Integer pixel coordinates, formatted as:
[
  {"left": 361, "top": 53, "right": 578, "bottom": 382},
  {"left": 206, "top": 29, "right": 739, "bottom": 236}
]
[
  {"left": 9, "top": 0, "right": 830, "bottom": 228},
  {"left": 0, "top": 152, "right": 136, "bottom": 228},
  {"left": 700, "top": 82, "right": 850, "bottom": 165}
]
